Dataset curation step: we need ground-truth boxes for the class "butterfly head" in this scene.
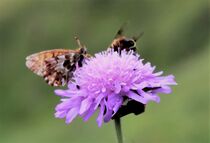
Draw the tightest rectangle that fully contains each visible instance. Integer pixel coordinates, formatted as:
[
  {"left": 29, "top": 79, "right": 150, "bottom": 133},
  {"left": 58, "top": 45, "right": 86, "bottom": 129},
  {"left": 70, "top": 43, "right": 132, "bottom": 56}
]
[{"left": 78, "top": 47, "right": 87, "bottom": 54}]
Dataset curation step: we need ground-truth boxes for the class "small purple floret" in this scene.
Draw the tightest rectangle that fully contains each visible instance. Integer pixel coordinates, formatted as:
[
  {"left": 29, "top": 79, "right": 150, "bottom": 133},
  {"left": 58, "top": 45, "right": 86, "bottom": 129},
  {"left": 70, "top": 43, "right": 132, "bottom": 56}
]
[{"left": 54, "top": 50, "right": 177, "bottom": 127}]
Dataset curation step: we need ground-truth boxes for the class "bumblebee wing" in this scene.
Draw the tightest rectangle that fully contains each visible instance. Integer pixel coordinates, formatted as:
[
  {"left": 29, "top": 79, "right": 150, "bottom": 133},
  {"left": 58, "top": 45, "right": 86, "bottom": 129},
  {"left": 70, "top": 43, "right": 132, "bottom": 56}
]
[{"left": 114, "top": 22, "right": 127, "bottom": 38}]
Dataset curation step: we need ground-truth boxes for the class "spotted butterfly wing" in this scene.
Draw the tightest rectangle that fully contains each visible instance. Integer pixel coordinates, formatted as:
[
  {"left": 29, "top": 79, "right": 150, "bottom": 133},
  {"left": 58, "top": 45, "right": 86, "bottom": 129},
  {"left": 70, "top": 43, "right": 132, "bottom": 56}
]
[{"left": 26, "top": 48, "right": 87, "bottom": 86}]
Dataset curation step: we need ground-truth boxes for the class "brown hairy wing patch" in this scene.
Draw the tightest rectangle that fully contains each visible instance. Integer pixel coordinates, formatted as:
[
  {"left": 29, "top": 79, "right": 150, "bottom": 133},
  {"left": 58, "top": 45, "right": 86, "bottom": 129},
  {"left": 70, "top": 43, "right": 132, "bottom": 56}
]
[
  {"left": 26, "top": 49, "right": 83, "bottom": 86},
  {"left": 42, "top": 54, "right": 77, "bottom": 86},
  {"left": 25, "top": 49, "right": 78, "bottom": 76}
]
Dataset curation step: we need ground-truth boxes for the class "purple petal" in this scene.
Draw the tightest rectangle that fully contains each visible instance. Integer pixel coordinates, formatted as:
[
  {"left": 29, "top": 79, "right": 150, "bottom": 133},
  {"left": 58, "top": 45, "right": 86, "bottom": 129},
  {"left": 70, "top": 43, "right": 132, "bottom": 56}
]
[
  {"left": 112, "top": 99, "right": 122, "bottom": 115},
  {"left": 55, "top": 97, "right": 82, "bottom": 111},
  {"left": 122, "top": 85, "right": 130, "bottom": 92},
  {"left": 54, "top": 89, "right": 78, "bottom": 97},
  {"left": 79, "top": 98, "right": 92, "bottom": 114},
  {"left": 54, "top": 89, "right": 70, "bottom": 97},
  {"left": 153, "top": 71, "right": 163, "bottom": 76},
  {"left": 138, "top": 90, "right": 160, "bottom": 103},
  {"left": 106, "top": 94, "right": 123, "bottom": 114},
  {"left": 128, "top": 91, "right": 147, "bottom": 104},
  {"left": 94, "top": 94, "right": 105, "bottom": 110},
  {"left": 154, "top": 86, "right": 172, "bottom": 94},
  {"left": 103, "top": 99, "right": 113, "bottom": 122},
  {"left": 101, "top": 87, "right": 106, "bottom": 93},
  {"left": 114, "top": 82, "right": 121, "bottom": 94},
  {"left": 65, "top": 107, "right": 79, "bottom": 124},
  {"left": 83, "top": 104, "right": 96, "bottom": 122},
  {"left": 97, "top": 102, "right": 105, "bottom": 127},
  {"left": 67, "top": 83, "right": 77, "bottom": 89},
  {"left": 157, "top": 75, "right": 177, "bottom": 85},
  {"left": 165, "top": 75, "right": 177, "bottom": 85},
  {"left": 103, "top": 109, "right": 112, "bottom": 123},
  {"left": 132, "top": 82, "right": 149, "bottom": 89},
  {"left": 55, "top": 110, "right": 66, "bottom": 118}
]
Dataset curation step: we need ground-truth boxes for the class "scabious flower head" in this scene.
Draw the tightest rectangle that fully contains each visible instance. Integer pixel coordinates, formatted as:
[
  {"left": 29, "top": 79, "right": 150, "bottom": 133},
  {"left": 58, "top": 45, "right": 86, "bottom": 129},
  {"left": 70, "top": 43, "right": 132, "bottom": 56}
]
[{"left": 54, "top": 49, "right": 177, "bottom": 127}]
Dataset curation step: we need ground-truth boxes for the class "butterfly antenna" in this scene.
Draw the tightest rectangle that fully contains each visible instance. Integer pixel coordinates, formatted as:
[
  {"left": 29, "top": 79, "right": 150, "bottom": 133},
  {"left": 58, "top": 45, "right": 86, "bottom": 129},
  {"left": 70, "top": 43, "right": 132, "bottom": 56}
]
[
  {"left": 74, "top": 36, "right": 87, "bottom": 54},
  {"left": 74, "top": 36, "right": 83, "bottom": 48},
  {"left": 132, "top": 32, "right": 144, "bottom": 42}
]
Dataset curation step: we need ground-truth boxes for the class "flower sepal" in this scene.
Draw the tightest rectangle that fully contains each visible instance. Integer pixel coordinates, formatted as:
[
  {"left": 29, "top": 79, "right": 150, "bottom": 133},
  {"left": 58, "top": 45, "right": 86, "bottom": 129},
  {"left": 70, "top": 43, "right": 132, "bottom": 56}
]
[{"left": 112, "top": 100, "right": 145, "bottom": 119}]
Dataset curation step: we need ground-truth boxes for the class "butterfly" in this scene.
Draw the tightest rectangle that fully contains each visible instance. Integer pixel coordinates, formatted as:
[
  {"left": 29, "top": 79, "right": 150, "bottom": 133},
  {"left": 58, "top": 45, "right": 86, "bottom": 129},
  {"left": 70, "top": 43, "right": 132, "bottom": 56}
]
[{"left": 26, "top": 27, "right": 143, "bottom": 86}]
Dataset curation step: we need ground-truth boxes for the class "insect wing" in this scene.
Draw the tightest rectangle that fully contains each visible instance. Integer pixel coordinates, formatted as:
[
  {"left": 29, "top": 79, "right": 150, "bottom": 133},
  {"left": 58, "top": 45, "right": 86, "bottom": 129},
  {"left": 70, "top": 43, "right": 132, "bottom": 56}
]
[{"left": 26, "top": 49, "right": 80, "bottom": 86}]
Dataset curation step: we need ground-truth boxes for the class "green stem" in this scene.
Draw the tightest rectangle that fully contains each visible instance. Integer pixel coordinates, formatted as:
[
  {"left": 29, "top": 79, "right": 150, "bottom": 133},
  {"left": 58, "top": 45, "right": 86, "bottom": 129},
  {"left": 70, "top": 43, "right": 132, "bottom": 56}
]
[{"left": 114, "top": 117, "right": 123, "bottom": 143}]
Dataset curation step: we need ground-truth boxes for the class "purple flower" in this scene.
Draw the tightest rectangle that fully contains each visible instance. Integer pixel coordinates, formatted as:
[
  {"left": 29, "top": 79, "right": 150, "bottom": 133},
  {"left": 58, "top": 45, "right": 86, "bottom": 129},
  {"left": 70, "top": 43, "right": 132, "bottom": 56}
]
[{"left": 54, "top": 50, "right": 177, "bottom": 127}]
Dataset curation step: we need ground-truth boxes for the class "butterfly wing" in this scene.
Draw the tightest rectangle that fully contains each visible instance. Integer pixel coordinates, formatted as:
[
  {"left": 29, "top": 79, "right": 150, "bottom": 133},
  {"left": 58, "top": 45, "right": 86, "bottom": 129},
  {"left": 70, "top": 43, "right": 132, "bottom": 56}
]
[{"left": 26, "top": 49, "right": 81, "bottom": 86}]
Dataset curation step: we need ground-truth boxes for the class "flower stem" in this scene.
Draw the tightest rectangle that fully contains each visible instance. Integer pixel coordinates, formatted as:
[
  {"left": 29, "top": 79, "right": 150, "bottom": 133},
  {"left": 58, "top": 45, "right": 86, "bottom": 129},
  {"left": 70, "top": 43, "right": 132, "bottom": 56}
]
[{"left": 114, "top": 117, "right": 123, "bottom": 143}]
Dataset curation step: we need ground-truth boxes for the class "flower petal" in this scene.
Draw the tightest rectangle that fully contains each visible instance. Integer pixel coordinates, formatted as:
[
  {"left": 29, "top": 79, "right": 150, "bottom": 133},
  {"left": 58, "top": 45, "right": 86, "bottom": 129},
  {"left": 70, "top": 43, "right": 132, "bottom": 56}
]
[
  {"left": 114, "top": 82, "right": 121, "bottom": 94},
  {"left": 56, "top": 97, "right": 82, "bottom": 111},
  {"left": 54, "top": 89, "right": 70, "bottom": 97},
  {"left": 79, "top": 98, "right": 92, "bottom": 114},
  {"left": 103, "top": 109, "right": 113, "bottom": 123},
  {"left": 97, "top": 102, "right": 105, "bottom": 127},
  {"left": 154, "top": 86, "right": 172, "bottom": 94},
  {"left": 138, "top": 90, "right": 160, "bottom": 103},
  {"left": 83, "top": 104, "right": 96, "bottom": 122},
  {"left": 66, "top": 107, "right": 79, "bottom": 124},
  {"left": 55, "top": 110, "right": 66, "bottom": 118},
  {"left": 112, "top": 98, "right": 122, "bottom": 115},
  {"left": 94, "top": 93, "right": 105, "bottom": 110},
  {"left": 128, "top": 91, "right": 147, "bottom": 104}
]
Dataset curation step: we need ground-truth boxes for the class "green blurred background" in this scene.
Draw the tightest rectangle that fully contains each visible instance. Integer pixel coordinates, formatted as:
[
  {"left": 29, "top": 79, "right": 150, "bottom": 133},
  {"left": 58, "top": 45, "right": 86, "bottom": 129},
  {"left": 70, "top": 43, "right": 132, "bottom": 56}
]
[{"left": 1, "top": 0, "right": 209, "bottom": 143}]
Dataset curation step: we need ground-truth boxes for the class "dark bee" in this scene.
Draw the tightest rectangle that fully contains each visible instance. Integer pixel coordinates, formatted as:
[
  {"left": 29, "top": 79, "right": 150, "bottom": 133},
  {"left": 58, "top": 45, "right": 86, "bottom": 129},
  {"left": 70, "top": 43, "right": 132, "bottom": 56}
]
[
  {"left": 110, "top": 36, "right": 137, "bottom": 52},
  {"left": 109, "top": 25, "right": 144, "bottom": 53}
]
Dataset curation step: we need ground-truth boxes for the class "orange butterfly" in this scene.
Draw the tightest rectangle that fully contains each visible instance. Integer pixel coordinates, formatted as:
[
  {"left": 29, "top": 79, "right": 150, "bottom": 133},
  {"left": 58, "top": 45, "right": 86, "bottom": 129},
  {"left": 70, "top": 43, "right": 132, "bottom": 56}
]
[{"left": 26, "top": 37, "right": 89, "bottom": 86}]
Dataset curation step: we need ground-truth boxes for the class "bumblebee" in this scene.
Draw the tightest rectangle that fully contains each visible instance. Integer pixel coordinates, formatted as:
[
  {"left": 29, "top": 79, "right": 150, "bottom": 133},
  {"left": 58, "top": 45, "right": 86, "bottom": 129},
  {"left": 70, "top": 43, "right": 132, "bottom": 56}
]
[{"left": 109, "top": 25, "right": 144, "bottom": 53}]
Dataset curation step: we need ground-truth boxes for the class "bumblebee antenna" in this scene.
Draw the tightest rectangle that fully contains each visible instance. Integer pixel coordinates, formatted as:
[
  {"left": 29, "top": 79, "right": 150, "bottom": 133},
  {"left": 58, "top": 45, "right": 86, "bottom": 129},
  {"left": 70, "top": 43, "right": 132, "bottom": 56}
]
[{"left": 132, "top": 32, "right": 144, "bottom": 42}]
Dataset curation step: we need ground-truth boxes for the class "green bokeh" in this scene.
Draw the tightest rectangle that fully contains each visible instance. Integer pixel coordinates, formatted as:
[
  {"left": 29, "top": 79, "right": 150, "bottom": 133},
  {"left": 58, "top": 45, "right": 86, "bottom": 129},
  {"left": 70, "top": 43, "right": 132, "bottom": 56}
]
[{"left": 0, "top": 0, "right": 209, "bottom": 143}]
